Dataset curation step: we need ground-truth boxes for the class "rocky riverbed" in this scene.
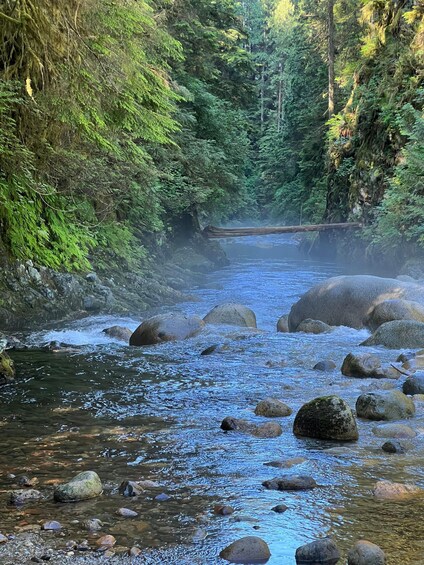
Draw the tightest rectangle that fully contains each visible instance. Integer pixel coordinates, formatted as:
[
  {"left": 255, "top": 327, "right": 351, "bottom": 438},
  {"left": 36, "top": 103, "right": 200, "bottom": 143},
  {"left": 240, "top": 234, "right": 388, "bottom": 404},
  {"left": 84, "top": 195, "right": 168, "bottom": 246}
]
[{"left": 1, "top": 236, "right": 424, "bottom": 564}]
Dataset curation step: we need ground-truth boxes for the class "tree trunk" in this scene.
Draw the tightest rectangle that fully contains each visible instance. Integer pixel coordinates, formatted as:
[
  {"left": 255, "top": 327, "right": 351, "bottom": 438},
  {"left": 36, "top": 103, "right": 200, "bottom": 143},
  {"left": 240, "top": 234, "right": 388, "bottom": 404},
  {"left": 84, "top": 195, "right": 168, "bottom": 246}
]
[{"left": 328, "top": 0, "right": 335, "bottom": 117}]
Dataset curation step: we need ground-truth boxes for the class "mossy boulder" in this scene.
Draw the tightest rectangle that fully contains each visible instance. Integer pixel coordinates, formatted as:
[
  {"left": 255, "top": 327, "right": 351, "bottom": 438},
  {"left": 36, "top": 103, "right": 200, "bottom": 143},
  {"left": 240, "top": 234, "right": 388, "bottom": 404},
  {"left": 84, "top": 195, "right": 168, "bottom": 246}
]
[
  {"left": 356, "top": 390, "right": 415, "bottom": 421},
  {"left": 0, "top": 350, "right": 15, "bottom": 385},
  {"left": 293, "top": 396, "right": 358, "bottom": 441},
  {"left": 361, "top": 320, "right": 424, "bottom": 349},
  {"left": 54, "top": 471, "right": 103, "bottom": 502}
]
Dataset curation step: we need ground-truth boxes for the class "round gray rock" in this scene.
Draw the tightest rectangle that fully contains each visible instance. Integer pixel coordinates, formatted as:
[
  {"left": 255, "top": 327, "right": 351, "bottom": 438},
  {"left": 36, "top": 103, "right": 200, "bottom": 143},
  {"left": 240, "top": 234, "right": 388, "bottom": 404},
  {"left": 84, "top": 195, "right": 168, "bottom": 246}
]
[
  {"left": 296, "top": 319, "right": 331, "bottom": 334},
  {"left": 347, "top": 540, "right": 385, "bottom": 565},
  {"left": 255, "top": 398, "right": 292, "bottom": 417},
  {"left": 366, "top": 299, "right": 424, "bottom": 331},
  {"left": 293, "top": 396, "right": 358, "bottom": 441},
  {"left": 54, "top": 471, "right": 103, "bottom": 502},
  {"left": 129, "top": 313, "right": 204, "bottom": 346},
  {"left": 341, "top": 353, "right": 384, "bottom": 379},
  {"left": 203, "top": 303, "right": 257, "bottom": 328},
  {"left": 277, "top": 315, "right": 289, "bottom": 333},
  {"left": 403, "top": 373, "right": 424, "bottom": 395},
  {"left": 219, "top": 536, "right": 271, "bottom": 563},
  {"left": 313, "top": 360, "right": 337, "bottom": 372},
  {"left": 103, "top": 326, "right": 132, "bottom": 342},
  {"left": 262, "top": 475, "right": 317, "bottom": 491},
  {"left": 356, "top": 390, "right": 415, "bottom": 421},
  {"left": 295, "top": 538, "right": 340, "bottom": 564},
  {"left": 361, "top": 320, "right": 424, "bottom": 349}
]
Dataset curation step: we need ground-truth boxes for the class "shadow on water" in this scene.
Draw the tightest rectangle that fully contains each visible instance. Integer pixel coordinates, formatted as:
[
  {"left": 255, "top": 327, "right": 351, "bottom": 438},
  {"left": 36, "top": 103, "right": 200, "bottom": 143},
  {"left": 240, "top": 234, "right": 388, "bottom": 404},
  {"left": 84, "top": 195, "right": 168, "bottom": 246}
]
[{"left": 1, "top": 235, "right": 424, "bottom": 563}]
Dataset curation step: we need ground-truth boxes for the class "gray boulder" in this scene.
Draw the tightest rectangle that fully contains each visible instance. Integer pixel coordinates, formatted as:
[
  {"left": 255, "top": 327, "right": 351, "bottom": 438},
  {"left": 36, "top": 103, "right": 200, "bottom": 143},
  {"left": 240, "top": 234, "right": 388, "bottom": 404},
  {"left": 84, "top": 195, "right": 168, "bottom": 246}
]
[
  {"left": 295, "top": 319, "right": 332, "bottom": 334},
  {"left": 221, "top": 417, "right": 282, "bottom": 438},
  {"left": 295, "top": 538, "right": 340, "bottom": 565},
  {"left": 372, "top": 423, "right": 416, "bottom": 438},
  {"left": 254, "top": 398, "right": 292, "bottom": 417},
  {"left": 366, "top": 299, "right": 424, "bottom": 331},
  {"left": 288, "top": 275, "right": 424, "bottom": 331},
  {"left": 103, "top": 326, "right": 132, "bottom": 342},
  {"left": 347, "top": 540, "right": 385, "bottom": 565},
  {"left": 277, "top": 315, "right": 289, "bottom": 333},
  {"left": 219, "top": 536, "right": 271, "bottom": 564},
  {"left": 402, "top": 373, "right": 424, "bottom": 395},
  {"left": 355, "top": 390, "right": 415, "bottom": 421},
  {"left": 129, "top": 313, "right": 204, "bottom": 346},
  {"left": 203, "top": 303, "right": 257, "bottom": 328},
  {"left": 54, "top": 471, "right": 103, "bottom": 502},
  {"left": 361, "top": 320, "right": 424, "bottom": 349},
  {"left": 313, "top": 360, "right": 337, "bottom": 371},
  {"left": 293, "top": 396, "right": 358, "bottom": 441},
  {"left": 341, "top": 353, "right": 384, "bottom": 379}
]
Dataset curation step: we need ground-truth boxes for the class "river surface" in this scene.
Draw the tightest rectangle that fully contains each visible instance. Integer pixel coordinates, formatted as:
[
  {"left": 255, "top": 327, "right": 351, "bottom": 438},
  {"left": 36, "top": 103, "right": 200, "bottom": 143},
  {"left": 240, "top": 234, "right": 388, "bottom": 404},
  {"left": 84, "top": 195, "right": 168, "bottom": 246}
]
[{"left": 1, "top": 236, "right": 424, "bottom": 564}]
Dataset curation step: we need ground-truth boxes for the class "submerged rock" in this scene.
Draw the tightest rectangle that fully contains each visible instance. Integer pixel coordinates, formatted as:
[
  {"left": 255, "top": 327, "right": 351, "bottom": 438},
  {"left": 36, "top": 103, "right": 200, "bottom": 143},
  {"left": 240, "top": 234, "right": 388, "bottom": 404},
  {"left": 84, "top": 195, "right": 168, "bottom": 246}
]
[
  {"left": 254, "top": 398, "right": 292, "bottom": 417},
  {"left": 293, "top": 395, "right": 358, "bottom": 441},
  {"left": 355, "top": 390, "right": 415, "bottom": 421},
  {"left": 295, "top": 538, "right": 340, "bottom": 564},
  {"left": 203, "top": 303, "right": 257, "bottom": 328},
  {"left": 221, "top": 417, "right": 282, "bottom": 438},
  {"left": 381, "top": 440, "right": 407, "bottom": 453},
  {"left": 373, "top": 480, "right": 423, "bottom": 500},
  {"left": 129, "top": 313, "right": 204, "bottom": 346},
  {"left": 54, "top": 471, "right": 103, "bottom": 502},
  {"left": 9, "top": 489, "right": 43, "bottom": 505},
  {"left": 361, "top": 320, "right": 424, "bottom": 349},
  {"left": 347, "top": 540, "right": 385, "bottom": 565},
  {"left": 313, "top": 360, "right": 337, "bottom": 372},
  {"left": 341, "top": 353, "right": 384, "bottom": 379},
  {"left": 372, "top": 423, "right": 416, "bottom": 438},
  {"left": 219, "top": 536, "right": 271, "bottom": 564},
  {"left": 262, "top": 475, "right": 317, "bottom": 491}
]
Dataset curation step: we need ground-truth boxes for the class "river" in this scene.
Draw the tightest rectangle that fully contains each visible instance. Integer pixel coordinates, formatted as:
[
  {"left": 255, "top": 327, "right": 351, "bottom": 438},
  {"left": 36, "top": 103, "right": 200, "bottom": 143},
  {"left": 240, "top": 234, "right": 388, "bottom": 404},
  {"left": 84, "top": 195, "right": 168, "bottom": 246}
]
[{"left": 1, "top": 235, "right": 424, "bottom": 564}]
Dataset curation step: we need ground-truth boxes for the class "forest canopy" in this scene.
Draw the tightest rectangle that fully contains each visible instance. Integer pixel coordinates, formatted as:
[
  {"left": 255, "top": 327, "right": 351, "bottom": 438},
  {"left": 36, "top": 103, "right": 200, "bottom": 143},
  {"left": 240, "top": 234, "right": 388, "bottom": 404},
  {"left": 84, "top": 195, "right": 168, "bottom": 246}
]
[{"left": 0, "top": 0, "right": 423, "bottom": 270}]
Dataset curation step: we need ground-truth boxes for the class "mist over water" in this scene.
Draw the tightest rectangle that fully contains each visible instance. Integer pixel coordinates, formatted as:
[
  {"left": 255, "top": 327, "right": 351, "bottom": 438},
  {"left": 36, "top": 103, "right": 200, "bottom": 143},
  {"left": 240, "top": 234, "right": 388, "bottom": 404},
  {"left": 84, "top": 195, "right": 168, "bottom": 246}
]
[{"left": 1, "top": 234, "right": 424, "bottom": 564}]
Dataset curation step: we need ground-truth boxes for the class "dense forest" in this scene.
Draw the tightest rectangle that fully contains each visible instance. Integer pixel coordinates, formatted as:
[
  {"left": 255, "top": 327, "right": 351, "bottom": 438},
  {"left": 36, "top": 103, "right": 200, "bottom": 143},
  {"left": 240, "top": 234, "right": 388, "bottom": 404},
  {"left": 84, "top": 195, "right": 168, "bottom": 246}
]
[{"left": 0, "top": 0, "right": 423, "bottom": 272}]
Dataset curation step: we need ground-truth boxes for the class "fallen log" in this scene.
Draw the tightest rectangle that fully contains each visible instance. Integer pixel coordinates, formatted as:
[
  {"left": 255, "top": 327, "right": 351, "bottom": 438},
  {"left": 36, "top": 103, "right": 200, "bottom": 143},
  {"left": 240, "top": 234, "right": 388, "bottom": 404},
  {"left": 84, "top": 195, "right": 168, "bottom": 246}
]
[{"left": 203, "top": 222, "right": 362, "bottom": 238}]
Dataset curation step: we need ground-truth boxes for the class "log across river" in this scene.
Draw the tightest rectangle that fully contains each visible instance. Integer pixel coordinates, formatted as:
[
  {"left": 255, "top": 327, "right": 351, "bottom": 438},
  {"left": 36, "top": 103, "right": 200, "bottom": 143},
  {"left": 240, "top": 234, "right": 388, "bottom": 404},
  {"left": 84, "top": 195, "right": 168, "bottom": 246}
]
[
  {"left": 203, "top": 222, "right": 362, "bottom": 238},
  {"left": 0, "top": 234, "right": 422, "bottom": 564}
]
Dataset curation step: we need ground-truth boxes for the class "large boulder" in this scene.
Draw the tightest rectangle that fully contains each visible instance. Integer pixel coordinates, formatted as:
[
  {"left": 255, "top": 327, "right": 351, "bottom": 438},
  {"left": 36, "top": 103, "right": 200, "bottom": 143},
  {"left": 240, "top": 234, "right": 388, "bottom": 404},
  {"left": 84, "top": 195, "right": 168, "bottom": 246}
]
[
  {"left": 54, "top": 471, "right": 103, "bottom": 502},
  {"left": 288, "top": 275, "right": 424, "bottom": 331},
  {"left": 129, "top": 313, "right": 204, "bottom": 346},
  {"left": 366, "top": 299, "right": 424, "bottom": 331},
  {"left": 219, "top": 536, "right": 271, "bottom": 564},
  {"left": 361, "top": 320, "right": 424, "bottom": 349},
  {"left": 293, "top": 396, "right": 358, "bottom": 441},
  {"left": 341, "top": 353, "right": 384, "bottom": 379},
  {"left": 203, "top": 303, "right": 257, "bottom": 328},
  {"left": 355, "top": 390, "right": 415, "bottom": 421}
]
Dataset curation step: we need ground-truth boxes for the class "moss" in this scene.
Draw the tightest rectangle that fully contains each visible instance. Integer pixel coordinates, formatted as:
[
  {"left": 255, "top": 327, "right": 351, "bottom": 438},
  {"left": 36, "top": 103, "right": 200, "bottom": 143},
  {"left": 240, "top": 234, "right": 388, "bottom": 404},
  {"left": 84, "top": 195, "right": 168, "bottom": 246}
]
[{"left": 0, "top": 351, "right": 15, "bottom": 384}]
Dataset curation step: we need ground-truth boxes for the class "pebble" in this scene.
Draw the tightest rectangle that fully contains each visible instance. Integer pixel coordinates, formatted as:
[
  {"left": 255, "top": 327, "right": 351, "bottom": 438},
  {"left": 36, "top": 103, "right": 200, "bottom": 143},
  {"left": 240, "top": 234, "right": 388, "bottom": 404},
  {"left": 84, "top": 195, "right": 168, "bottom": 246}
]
[
  {"left": 155, "top": 493, "right": 170, "bottom": 501},
  {"left": 214, "top": 505, "right": 234, "bottom": 515},
  {"left": 42, "top": 521, "right": 62, "bottom": 531},
  {"left": 96, "top": 535, "right": 116, "bottom": 549},
  {"left": 76, "top": 540, "right": 90, "bottom": 551},
  {"left": 9, "top": 489, "right": 43, "bottom": 505},
  {"left": 118, "top": 480, "right": 143, "bottom": 497},
  {"left": 84, "top": 518, "right": 103, "bottom": 531},
  {"left": 272, "top": 504, "right": 288, "bottom": 513},
  {"left": 0, "top": 534, "right": 7, "bottom": 544},
  {"left": 129, "top": 546, "right": 142, "bottom": 557},
  {"left": 116, "top": 507, "right": 138, "bottom": 518}
]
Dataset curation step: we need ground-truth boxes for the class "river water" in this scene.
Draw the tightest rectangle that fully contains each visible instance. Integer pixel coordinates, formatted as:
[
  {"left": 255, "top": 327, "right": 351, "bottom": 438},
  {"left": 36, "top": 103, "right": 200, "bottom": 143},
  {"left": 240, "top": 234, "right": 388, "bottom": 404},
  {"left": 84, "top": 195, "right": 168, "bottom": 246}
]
[{"left": 1, "top": 236, "right": 424, "bottom": 564}]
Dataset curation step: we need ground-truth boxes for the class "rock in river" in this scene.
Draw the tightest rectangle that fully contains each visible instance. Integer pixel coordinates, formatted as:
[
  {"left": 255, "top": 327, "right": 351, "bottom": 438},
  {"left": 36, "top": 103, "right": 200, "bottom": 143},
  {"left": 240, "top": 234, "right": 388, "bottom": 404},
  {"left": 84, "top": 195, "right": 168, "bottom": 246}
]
[
  {"left": 341, "top": 353, "right": 384, "bottom": 379},
  {"left": 313, "top": 360, "right": 337, "bottom": 372},
  {"left": 129, "top": 313, "right": 204, "bottom": 346},
  {"left": 262, "top": 475, "right": 317, "bottom": 491},
  {"left": 221, "top": 417, "right": 282, "bottom": 438},
  {"left": 254, "top": 398, "right": 292, "bottom": 417},
  {"left": 372, "top": 423, "right": 416, "bottom": 438},
  {"left": 402, "top": 373, "right": 424, "bottom": 395},
  {"left": 203, "top": 303, "right": 257, "bottom": 328},
  {"left": 219, "top": 536, "right": 271, "bottom": 564},
  {"left": 366, "top": 299, "right": 424, "bottom": 332},
  {"left": 373, "top": 480, "right": 423, "bottom": 500},
  {"left": 355, "top": 390, "right": 415, "bottom": 421},
  {"left": 9, "top": 489, "right": 43, "bottom": 505},
  {"left": 295, "top": 319, "right": 332, "bottom": 334},
  {"left": 102, "top": 326, "right": 132, "bottom": 342},
  {"left": 293, "top": 396, "right": 358, "bottom": 441},
  {"left": 361, "top": 320, "right": 424, "bottom": 349},
  {"left": 295, "top": 538, "right": 340, "bottom": 564},
  {"left": 277, "top": 315, "right": 289, "bottom": 333},
  {"left": 54, "top": 471, "right": 103, "bottom": 502},
  {"left": 288, "top": 275, "right": 424, "bottom": 330},
  {"left": 347, "top": 540, "right": 385, "bottom": 565}
]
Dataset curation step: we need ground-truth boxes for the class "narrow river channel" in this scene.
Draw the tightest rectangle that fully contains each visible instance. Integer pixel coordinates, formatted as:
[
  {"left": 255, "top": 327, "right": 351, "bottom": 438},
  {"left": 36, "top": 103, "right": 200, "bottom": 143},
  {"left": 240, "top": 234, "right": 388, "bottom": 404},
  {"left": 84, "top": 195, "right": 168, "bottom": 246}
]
[{"left": 1, "top": 236, "right": 424, "bottom": 564}]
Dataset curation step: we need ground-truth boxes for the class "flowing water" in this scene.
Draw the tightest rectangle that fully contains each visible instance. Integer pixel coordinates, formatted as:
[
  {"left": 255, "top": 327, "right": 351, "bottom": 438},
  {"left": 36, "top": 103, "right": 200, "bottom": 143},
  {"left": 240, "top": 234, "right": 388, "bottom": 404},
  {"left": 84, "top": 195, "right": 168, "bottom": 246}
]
[{"left": 1, "top": 236, "right": 424, "bottom": 564}]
